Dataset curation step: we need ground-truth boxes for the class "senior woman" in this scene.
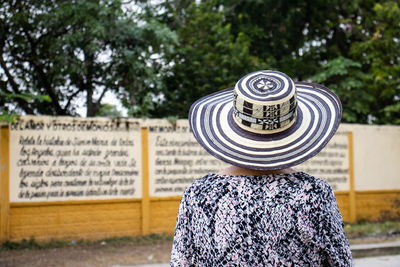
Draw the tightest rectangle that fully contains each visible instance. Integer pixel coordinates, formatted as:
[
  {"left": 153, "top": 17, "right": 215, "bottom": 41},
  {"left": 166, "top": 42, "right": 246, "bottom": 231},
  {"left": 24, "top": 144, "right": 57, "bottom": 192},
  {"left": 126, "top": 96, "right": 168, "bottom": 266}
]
[{"left": 170, "top": 70, "right": 353, "bottom": 266}]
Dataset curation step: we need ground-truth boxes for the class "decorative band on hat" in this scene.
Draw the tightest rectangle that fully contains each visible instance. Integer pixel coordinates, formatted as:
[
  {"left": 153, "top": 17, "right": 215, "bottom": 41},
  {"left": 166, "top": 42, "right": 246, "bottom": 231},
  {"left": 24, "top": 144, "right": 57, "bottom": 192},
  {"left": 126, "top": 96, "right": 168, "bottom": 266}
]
[
  {"left": 232, "top": 91, "right": 298, "bottom": 134},
  {"left": 233, "top": 105, "right": 297, "bottom": 133},
  {"left": 234, "top": 92, "right": 297, "bottom": 119}
]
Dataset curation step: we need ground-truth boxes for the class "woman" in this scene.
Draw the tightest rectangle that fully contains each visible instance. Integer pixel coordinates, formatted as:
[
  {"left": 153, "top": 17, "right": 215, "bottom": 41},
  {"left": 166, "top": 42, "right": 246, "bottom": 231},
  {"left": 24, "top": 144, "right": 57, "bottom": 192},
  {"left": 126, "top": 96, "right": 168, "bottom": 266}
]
[{"left": 170, "top": 70, "right": 353, "bottom": 266}]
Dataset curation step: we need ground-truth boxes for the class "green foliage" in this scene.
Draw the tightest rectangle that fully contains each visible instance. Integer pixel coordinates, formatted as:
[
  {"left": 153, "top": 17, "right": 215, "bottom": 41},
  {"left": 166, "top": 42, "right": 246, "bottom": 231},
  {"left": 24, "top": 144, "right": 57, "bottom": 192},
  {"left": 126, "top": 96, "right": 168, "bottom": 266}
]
[
  {"left": 312, "top": 57, "right": 374, "bottom": 123},
  {"left": 101, "top": 233, "right": 173, "bottom": 245},
  {"left": 95, "top": 103, "right": 122, "bottom": 118},
  {"left": 348, "top": 1, "right": 400, "bottom": 124},
  {"left": 1, "top": 0, "right": 399, "bottom": 124},
  {"left": 218, "top": 0, "right": 400, "bottom": 124},
  {"left": 0, "top": 91, "right": 51, "bottom": 123},
  {"left": 0, "top": 234, "right": 173, "bottom": 251},
  {"left": 0, "top": 237, "right": 67, "bottom": 251},
  {"left": 127, "top": 91, "right": 156, "bottom": 118},
  {"left": 219, "top": 0, "right": 353, "bottom": 78},
  {"left": 344, "top": 220, "right": 400, "bottom": 239},
  {"left": 0, "top": 111, "right": 19, "bottom": 124},
  {"left": 0, "top": 0, "right": 176, "bottom": 117},
  {"left": 313, "top": 1, "right": 400, "bottom": 124},
  {"left": 0, "top": 91, "right": 51, "bottom": 103},
  {"left": 152, "top": 1, "right": 264, "bottom": 117}
]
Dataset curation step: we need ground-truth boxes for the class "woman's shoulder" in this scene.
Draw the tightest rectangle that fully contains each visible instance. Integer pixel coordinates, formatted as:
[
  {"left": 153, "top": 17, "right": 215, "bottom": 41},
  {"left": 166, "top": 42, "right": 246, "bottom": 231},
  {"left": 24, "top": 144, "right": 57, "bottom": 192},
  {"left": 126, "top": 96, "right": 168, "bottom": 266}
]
[
  {"left": 301, "top": 173, "right": 333, "bottom": 193},
  {"left": 184, "top": 171, "right": 334, "bottom": 196},
  {"left": 293, "top": 172, "right": 335, "bottom": 191},
  {"left": 183, "top": 172, "right": 224, "bottom": 194}
]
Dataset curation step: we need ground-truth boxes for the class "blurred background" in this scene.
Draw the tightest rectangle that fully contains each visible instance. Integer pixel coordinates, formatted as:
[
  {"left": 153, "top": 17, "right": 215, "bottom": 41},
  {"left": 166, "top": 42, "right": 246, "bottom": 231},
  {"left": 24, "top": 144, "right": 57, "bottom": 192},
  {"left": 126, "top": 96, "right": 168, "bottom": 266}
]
[{"left": 1, "top": 0, "right": 399, "bottom": 124}]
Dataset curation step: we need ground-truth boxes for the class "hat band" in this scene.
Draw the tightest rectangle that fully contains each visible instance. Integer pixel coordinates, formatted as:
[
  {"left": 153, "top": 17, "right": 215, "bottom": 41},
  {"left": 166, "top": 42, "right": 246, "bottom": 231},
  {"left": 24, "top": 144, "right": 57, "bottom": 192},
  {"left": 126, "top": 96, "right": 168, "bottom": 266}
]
[
  {"left": 233, "top": 105, "right": 297, "bottom": 134},
  {"left": 234, "top": 93, "right": 297, "bottom": 119}
]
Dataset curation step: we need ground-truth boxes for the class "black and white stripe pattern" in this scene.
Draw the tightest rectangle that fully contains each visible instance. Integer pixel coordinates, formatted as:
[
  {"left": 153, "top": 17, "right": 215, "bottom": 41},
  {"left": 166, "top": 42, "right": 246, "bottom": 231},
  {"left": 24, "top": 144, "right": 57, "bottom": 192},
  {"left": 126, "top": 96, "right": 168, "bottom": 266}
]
[
  {"left": 189, "top": 73, "right": 342, "bottom": 170},
  {"left": 233, "top": 108, "right": 297, "bottom": 130},
  {"left": 233, "top": 71, "right": 298, "bottom": 133}
]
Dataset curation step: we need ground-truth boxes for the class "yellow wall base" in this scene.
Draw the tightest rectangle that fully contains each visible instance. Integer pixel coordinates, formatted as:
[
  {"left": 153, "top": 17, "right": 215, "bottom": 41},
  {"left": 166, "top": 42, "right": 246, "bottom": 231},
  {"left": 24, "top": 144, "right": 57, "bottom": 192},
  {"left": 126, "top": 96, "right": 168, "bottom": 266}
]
[
  {"left": 336, "top": 190, "right": 400, "bottom": 223},
  {"left": 355, "top": 190, "right": 400, "bottom": 222},
  {"left": 2, "top": 190, "right": 399, "bottom": 242},
  {"left": 9, "top": 200, "right": 141, "bottom": 242}
]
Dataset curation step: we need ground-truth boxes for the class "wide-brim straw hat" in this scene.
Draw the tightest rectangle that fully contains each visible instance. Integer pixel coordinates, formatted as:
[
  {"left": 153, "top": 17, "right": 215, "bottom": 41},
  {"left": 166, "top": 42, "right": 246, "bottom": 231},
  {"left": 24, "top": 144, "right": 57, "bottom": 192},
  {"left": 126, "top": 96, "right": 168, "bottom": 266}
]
[{"left": 189, "top": 70, "right": 342, "bottom": 170}]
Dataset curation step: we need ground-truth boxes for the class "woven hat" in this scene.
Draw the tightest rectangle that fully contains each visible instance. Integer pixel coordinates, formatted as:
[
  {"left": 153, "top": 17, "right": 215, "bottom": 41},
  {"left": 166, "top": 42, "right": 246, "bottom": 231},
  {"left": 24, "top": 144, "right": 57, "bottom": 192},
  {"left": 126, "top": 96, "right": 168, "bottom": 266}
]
[{"left": 189, "top": 70, "right": 342, "bottom": 170}]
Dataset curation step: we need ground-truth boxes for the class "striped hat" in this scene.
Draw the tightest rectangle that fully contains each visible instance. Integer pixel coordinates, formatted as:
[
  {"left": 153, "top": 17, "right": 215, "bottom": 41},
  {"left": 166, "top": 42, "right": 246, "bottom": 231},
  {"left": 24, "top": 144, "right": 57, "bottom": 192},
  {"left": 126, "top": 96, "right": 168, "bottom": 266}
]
[{"left": 189, "top": 70, "right": 342, "bottom": 170}]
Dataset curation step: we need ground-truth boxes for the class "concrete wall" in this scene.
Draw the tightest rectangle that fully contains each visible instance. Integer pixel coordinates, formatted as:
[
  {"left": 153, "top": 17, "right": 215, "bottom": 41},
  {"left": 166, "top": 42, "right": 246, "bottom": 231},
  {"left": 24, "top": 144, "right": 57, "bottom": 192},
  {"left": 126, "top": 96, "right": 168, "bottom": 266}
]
[
  {"left": 340, "top": 124, "right": 400, "bottom": 222},
  {"left": 0, "top": 116, "right": 399, "bottom": 242},
  {"left": 343, "top": 124, "right": 400, "bottom": 191}
]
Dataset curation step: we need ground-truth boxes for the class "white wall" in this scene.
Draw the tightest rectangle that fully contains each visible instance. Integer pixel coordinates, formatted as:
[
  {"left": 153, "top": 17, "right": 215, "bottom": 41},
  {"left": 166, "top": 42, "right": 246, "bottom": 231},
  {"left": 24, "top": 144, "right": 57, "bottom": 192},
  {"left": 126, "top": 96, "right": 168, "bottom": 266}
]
[{"left": 341, "top": 124, "right": 400, "bottom": 190}]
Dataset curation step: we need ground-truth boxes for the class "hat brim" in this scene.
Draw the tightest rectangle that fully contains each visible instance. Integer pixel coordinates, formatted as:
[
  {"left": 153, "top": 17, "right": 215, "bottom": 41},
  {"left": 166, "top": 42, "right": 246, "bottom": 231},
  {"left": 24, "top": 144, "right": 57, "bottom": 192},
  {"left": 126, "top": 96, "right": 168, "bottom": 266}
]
[{"left": 188, "top": 82, "right": 342, "bottom": 170}]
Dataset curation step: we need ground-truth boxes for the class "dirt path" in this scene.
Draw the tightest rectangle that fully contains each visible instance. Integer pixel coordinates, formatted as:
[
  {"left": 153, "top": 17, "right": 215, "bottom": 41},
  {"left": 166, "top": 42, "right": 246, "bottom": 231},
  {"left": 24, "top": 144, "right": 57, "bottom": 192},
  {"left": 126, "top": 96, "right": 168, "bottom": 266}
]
[
  {"left": 2, "top": 235, "right": 400, "bottom": 267},
  {"left": 0, "top": 241, "right": 172, "bottom": 267}
]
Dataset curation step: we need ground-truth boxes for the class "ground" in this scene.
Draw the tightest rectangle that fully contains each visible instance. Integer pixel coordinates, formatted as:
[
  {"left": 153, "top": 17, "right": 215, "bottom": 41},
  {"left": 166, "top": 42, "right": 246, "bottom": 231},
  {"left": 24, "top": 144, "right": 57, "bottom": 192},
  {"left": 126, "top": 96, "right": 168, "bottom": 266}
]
[
  {"left": 1, "top": 232, "right": 400, "bottom": 267},
  {"left": 0, "top": 240, "right": 172, "bottom": 267}
]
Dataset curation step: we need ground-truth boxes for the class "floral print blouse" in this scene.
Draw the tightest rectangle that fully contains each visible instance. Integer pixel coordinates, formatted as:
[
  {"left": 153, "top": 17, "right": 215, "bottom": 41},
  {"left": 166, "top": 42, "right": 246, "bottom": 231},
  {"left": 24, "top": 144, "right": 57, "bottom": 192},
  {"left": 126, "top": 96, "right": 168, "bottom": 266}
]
[{"left": 170, "top": 172, "right": 353, "bottom": 266}]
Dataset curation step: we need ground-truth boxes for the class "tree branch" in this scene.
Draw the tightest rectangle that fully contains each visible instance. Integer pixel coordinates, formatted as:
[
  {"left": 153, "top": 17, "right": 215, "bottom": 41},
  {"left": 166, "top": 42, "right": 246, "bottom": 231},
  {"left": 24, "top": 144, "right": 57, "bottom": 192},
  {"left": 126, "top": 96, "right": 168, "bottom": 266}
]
[
  {"left": 22, "top": 27, "right": 68, "bottom": 115},
  {"left": 96, "top": 87, "right": 108, "bottom": 105},
  {"left": 64, "top": 88, "right": 84, "bottom": 111},
  {"left": 0, "top": 54, "right": 34, "bottom": 114},
  {"left": 93, "top": 80, "right": 106, "bottom": 86},
  {"left": 35, "top": 25, "right": 72, "bottom": 46}
]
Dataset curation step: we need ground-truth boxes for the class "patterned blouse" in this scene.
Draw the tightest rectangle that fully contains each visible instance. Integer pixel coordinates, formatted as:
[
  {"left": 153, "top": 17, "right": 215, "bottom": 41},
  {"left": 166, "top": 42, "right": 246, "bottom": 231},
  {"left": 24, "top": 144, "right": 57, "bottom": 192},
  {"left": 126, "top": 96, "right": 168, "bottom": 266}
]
[{"left": 170, "top": 172, "right": 353, "bottom": 266}]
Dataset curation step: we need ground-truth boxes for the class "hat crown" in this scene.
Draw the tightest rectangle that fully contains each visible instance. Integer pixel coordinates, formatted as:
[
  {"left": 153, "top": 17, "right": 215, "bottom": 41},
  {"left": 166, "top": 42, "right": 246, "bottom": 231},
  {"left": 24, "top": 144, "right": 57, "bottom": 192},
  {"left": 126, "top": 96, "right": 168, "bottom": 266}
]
[{"left": 233, "top": 70, "right": 297, "bottom": 134}]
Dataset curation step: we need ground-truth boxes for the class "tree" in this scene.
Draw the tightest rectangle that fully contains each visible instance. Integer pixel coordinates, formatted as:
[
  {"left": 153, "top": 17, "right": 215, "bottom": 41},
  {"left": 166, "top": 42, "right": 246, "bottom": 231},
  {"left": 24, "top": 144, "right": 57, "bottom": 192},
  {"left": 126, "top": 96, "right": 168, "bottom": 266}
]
[
  {"left": 0, "top": 91, "right": 51, "bottom": 122},
  {"left": 349, "top": 1, "right": 400, "bottom": 124},
  {"left": 219, "top": 0, "right": 399, "bottom": 124},
  {"left": 218, "top": 0, "right": 350, "bottom": 79},
  {"left": 0, "top": 0, "right": 176, "bottom": 117},
  {"left": 313, "top": 1, "right": 400, "bottom": 124},
  {"left": 311, "top": 57, "right": 374, "bottom": 123},
  {"left": 95, "top": 103, "right": 122, "bottom": 118},
  {"left": 3, "top": 0, "right": 398, "bottom": 124},
  {"left": 150, "top": 0, "right": 263, "bottom": 118}
]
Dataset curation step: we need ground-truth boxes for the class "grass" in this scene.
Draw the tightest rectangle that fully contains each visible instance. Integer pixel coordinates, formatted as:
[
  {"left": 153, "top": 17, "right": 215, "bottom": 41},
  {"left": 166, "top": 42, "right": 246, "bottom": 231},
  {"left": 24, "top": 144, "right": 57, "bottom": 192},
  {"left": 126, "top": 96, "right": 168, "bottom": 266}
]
[
  {"left": 0, "top": 233, "right": 173, "bottom": 251},
  {"left": 344, "top": 220, "right": 400, "bottom": 239},
  {"left": 2, "top": 220, "right": 400, "bottom": 251},
  {"left": 101, "top": 233, "right": 173, "bottom": 245}
]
